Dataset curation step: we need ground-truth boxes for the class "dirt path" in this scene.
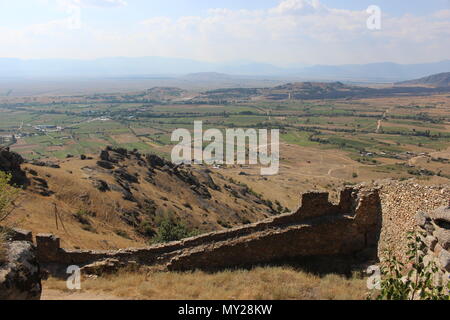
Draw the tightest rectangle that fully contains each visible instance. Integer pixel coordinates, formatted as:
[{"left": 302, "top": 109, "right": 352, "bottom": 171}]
[{"left": 41, "top": 289, "right": 125, "bottom": 300}]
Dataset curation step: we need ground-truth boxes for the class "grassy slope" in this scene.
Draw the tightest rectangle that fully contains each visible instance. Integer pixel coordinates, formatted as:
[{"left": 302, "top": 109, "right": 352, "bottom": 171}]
[{"left": 44, "top": 266, "right": 368, "bottom": 300}]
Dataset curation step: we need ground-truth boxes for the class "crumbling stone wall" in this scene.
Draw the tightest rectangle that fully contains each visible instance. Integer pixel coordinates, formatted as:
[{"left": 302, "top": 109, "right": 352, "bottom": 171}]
[
  {"left": 416, "top": 205, "right": 450, "bottom": 286},
  {"left": 33, "top": 186, "right": 382, "bottom": 271}
]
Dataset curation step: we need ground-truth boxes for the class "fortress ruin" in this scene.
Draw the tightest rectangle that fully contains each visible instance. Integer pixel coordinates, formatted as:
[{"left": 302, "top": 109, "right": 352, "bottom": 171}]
[{"left": 29, "top": 186, "right": 382, "bottom": 272}]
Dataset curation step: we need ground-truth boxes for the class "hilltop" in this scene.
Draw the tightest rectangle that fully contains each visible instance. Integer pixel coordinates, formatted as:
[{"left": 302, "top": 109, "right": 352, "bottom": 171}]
[
  {"left": 193, "top": 81, "right": 450, "bottom": 102},
  {"left": 396, "top": 72, "right": 450, "bottom": 88}
]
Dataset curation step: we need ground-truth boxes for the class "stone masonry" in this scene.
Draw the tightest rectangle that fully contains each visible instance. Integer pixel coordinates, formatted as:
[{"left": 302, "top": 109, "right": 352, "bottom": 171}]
[
  {"left": 33, "top": 186, "right": 382, "bottom": 272},
  {"left": 416, "top": 205, "right": 450, "bottom": 286}
]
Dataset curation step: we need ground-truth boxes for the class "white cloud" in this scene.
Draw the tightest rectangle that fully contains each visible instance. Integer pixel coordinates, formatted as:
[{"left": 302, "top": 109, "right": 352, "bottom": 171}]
[
  {"left": 133, "top": 0, "right": 450, "bottom": 64},
  {"left": 1, "top": 0, "right": 449, "bottom": 65},
  {"left": 64, "top": 0, "right": 127, "bottom": 8},
  {"left": 269, "top": 0, "right": 325, "bottom": 15}
]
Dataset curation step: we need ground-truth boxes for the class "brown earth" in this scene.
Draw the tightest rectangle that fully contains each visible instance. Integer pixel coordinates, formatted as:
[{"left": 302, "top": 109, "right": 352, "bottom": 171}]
[{"left": 5, "top": 147, "right": 277, "bottom": 250}]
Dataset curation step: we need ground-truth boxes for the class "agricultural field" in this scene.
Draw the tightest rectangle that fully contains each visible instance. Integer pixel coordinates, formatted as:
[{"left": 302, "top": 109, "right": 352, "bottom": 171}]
[{"left": 1, "top": 89, "right": 449, "bottom": 205}]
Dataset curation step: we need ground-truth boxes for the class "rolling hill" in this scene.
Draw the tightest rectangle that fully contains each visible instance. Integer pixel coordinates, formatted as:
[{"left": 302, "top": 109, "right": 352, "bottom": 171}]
[
  {"left": 2, "top": 146, "right": 279, "bottom": 250},
  {"left": 396, "top": 72, "right": 450, "bottom": 87}
]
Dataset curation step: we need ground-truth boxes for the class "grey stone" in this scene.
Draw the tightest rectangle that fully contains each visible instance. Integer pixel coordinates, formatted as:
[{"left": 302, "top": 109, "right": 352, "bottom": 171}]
[
  {"left": 435, "top": 229, "right": 450, "bottom": 250},
  {"left": 415, "top": 211, "right": 430, "bottom": 228},
  {"left": 424, "top": 235, "right": 438, "bottom": 251},
  {"left": 0, "top": 241, "right": 42, "bottom": 300},
  {"left": 439, "top": 249, "right": 450, "bottom": 272}
]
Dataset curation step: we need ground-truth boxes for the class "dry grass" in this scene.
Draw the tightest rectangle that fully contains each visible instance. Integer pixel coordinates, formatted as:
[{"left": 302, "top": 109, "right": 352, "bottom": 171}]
[{"left": 44, "top": 266, "right": 368, "bottom": 300}]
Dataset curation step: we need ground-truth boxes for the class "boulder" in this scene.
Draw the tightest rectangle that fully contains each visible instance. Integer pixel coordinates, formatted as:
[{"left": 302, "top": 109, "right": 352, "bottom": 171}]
[
  {"left": 114, "top": 168, "right": 138, "bottom": 184},
  {"left": 30, "top": 160, "right": 60, "bottom": 169},
  {"left": 430, "top": 206, "right": 450, "bottom": 230},
  {"left": 146, "top": 154, "right": 172, "bottom": 168},
  {"left": 435, "top": 229, "right": 450, "bottom": 251},
  {"left": 97, "top": 160, "right": 115, "bottom": 170},
  {"left": 0, "top": 241, "right": 42, "bottom": 300},
  {"left": 438, "top": 249, "right": 450, "bottom": 272},
  {"left": 80, "top": 259, "right": 137, "bottom": 276},
  {"left": 92, "top": 179, "right": 110, "bottom": 192},
  {"left": 7, "top": 228, "right": 33, "bottom": 242},
  {"left": 0, "top": 147, "right": 27, "bottom": 186},
  {"left": 424, "top": 235, "right": 438, "bottom": 251},
  {"left": 415, "top": 211, "right": 430, "bottom": 229}
]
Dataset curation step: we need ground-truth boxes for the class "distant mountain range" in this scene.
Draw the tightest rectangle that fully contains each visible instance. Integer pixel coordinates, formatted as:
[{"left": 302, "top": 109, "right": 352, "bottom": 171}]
[
  {"left": 396, "top": 72, "right": 450, "bottom": 87},
  {"left": 0, "top": 57, "right": 449, "bottom": 82}
]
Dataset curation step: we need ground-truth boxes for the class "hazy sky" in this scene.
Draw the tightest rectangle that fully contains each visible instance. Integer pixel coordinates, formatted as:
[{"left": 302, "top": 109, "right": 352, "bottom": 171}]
[{"left": 1, "top": 0, "right": 449, "bottom": 65}]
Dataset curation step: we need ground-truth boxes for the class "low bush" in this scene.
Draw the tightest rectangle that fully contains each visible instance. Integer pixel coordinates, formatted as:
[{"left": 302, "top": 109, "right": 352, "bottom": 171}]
[
  {"left": 153, "top": 215, "right": 197, "bottom": 243},
  {"left": 374, "top": 232, "right": 450, "bottom": 300}
]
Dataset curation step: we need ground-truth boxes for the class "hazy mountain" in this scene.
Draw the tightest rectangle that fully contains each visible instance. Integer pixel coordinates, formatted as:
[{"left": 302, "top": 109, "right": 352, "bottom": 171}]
[
  {"left": 396, "top": 72, "right": 450, "bottom": 87},
  {"left": 0, "top": 57, "right": 449, "bottom": 82},
  {"left": 182, "top": 72, "right": 234, "bottom": 81}
]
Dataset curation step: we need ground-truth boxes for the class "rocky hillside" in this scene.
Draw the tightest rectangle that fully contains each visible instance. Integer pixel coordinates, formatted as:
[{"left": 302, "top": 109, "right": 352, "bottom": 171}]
[
  {"left": 396, "top": 72, "right": 450, "bottom": 87},
  {"left": 4, "top": 147, "right": 279, "bottom": 250}
]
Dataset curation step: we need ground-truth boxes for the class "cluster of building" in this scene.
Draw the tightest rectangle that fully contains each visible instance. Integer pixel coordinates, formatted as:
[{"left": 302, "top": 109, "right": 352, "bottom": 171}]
[{"left": 33, "top": 125, "right": 63, "bottom": 133}]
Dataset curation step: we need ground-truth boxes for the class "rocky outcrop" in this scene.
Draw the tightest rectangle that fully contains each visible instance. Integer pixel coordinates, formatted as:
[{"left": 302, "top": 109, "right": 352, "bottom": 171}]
[
  {"left": 0, "top": 241, "right": 42, "bottom": 300},
  {"left": 0, "top": 228, "right": 33, "bottom": 242},
  {"left": 29, "top": 160, "right": 60, "bottom": 169},
  {"left": 417, "top": 206, "right": 450, "bottom": 286},
  {"left": 81, "top": 259, "right": 138, "bottom": 276},
  {"left": 35, "top": 187, "right": 382, "bottom": 273},
  {"left": 0, "top": 146, "right": 27, "bottom": 186}
]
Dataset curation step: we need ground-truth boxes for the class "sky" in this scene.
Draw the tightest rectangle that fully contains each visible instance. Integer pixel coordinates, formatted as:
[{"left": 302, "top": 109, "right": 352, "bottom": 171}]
[{"left": 0, "top": 0, "right": 449, "bottom": 65}]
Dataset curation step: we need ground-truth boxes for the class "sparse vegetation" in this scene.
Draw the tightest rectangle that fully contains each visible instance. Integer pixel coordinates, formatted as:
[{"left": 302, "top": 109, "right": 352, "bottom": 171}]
[
  {"left": 137, "top": 221, "right": 156, "bottom": 238},
  {"left": 217, "top": 219, "right": 232, "bottom": 229},
  {"left": 0, "top": 172, "right": 20, "bottom": 265},
  {"left": 114, "top": 229, "right": 131, "bottom": 240},
  {"left": 153, "top": 215, "right": 198, "bottom": 243},
  {"left": 73, "top": 210, "right": 92, "bottom": 226},
  {"left": 43, "top": 266, "right": 368, "bottom": 300},
  {"left": 373, "top": 232, "right": 450, "bottom": 300},
  {"left": 0, "top": 172, "right": 20, "bottom": 224}
]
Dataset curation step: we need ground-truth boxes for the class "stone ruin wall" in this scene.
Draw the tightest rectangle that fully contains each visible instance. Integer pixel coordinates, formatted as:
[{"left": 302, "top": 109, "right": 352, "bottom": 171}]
[
  {"left": 416, "top": 206, "right": 450, "bottom": 286},
  {"left": 29, "top": 186, "right": 382, "bottom": 271}
]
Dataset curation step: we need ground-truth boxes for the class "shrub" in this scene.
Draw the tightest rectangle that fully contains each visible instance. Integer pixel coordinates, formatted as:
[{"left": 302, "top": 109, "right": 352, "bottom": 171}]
[
  {"left": 153, "top": 216, "right": 197, "bottom": 243},
  {"left": 374, "top": 232, "right": 450, "bottom": 300},
  {"left": 115, "top": 229, "right": 131, "bottom": 239},
  {"left": 73, "top": 210, "right": 92, "bottom": 226},
  {"left": 217, "top": 219, "right": 232, "bottom": 229},
  {"left": 137, "top": 221, "right": 156, "bottom": 238}
]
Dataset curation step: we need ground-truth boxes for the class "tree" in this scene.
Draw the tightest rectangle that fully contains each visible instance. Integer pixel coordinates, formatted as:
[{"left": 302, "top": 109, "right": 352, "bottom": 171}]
[
  {"left": 0, "top": 172, "right": 20, "bottom": 264},
  {"left": 0, "top": 171, "right": 20, "bottom": 223}
]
